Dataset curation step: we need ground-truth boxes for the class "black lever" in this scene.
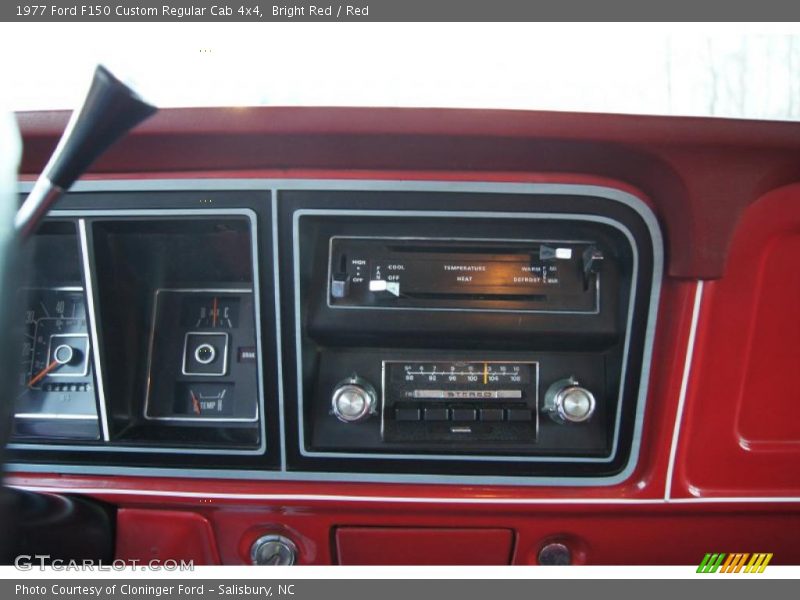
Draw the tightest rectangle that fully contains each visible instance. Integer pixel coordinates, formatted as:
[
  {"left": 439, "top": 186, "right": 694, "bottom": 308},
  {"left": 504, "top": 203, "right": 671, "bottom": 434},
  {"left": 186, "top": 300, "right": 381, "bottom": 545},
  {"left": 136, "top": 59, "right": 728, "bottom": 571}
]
[
  {"left": 582, "top": 245, "right": 604, "bottom": 290},
  {"left": 14, "top": 65, "right": 157, "bottom": 239}
]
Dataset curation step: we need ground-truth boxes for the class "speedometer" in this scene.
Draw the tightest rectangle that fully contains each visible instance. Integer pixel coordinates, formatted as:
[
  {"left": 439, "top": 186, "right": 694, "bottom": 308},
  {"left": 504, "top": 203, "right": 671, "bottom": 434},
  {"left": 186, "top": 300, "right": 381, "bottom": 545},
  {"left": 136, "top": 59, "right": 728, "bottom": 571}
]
[{"left": 14, "top": 287, "right": 99, "bottom": 439}]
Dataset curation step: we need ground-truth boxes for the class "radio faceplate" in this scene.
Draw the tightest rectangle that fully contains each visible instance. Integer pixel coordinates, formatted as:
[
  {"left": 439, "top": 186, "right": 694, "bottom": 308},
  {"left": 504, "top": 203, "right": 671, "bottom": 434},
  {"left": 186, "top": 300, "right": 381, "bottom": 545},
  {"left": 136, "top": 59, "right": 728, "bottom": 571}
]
[{"left": 381, "top": 360, "right": 540, "bottom": 445}]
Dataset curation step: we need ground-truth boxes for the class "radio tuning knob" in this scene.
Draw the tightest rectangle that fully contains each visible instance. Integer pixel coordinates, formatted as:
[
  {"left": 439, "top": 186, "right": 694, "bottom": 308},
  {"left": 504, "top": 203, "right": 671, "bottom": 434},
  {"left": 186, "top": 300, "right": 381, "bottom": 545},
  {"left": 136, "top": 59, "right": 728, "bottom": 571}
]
[
  {"left": 544, "top": 378, "right": 596, "bottom": 424},
  {"left": 331, "top": 376, "right": 378, "bottom": 423}
]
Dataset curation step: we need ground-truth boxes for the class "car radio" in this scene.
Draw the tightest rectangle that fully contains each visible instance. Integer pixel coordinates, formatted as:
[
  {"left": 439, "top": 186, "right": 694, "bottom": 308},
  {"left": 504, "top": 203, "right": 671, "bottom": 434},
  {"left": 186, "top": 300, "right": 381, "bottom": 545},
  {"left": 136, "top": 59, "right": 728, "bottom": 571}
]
[
  {"left": 280, "top": 187, "right": 660, "bottom": 480},
  {"left": 379, "top": 359, "right": 541, "bottom": 445}
]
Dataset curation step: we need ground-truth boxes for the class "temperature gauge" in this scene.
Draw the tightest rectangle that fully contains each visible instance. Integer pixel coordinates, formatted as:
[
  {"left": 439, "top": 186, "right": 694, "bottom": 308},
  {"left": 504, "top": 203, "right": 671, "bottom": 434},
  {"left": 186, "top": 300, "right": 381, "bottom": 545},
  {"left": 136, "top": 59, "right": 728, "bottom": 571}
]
[{"left": 174, "top": 383, "right": 235, "bottom": 419}]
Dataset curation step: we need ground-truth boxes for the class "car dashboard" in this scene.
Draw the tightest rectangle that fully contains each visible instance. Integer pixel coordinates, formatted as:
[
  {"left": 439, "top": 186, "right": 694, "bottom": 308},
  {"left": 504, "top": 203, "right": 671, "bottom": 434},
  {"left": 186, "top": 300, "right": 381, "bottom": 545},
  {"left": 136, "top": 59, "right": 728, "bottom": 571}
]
[{"left": 5, "top": 106, "right": 800, "bottom": 565}]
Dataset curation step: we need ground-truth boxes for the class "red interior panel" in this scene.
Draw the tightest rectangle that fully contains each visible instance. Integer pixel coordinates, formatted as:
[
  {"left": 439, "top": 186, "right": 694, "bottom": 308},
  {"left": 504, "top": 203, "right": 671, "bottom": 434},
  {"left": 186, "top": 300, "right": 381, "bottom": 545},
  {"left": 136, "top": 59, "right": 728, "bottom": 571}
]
[
  {"left": 115, "top": 508, "right": 221, "bottom": 565},
  {"left": 675, "top": 183, "right": 800, "bottom": 497},
  {"left": 335, "top": 528, "right": 514, "bottom": 565}
]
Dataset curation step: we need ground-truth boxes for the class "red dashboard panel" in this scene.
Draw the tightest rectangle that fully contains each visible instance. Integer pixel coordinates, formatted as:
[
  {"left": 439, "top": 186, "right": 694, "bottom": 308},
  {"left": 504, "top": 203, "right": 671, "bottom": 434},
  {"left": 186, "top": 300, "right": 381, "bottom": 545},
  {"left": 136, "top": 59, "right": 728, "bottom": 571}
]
[
  {"left": 334, "top": 528, "right": 514, "bottom": 565},
  {"left": 17, "top": 107, "right": 800, "bottom": 279},
  {"left": 69, "top": 499, "right": 800, "bottom": 566},
  {"left": 8, "top": 106, "right": 800, "bottom": 564},
  {"left": 116, "top": 509, "right": 221, "bottom": 565},
  {"left": 674, "top": 183, "right": 800, "bottom": 498}
]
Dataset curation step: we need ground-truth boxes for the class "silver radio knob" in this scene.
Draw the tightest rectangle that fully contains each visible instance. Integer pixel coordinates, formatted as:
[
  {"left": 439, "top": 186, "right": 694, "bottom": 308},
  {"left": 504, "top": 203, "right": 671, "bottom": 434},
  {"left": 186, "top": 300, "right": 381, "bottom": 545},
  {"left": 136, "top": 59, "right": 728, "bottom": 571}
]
[
  {"left": 544, "top": 378, "right": 596, "bottom": 424},
  {"left": 331, "top": 376, "right": 377, "bottom": 423}
]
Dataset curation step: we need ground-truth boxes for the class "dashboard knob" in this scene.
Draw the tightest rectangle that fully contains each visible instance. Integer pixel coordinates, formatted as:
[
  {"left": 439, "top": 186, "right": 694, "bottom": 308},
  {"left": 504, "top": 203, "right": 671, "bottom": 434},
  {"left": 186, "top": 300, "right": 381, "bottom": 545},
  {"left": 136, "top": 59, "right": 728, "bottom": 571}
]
[
  {"left": 250, "top": 534, "right": 298, "bottom": 566},
  {"left": 544, "top": 378, "right": 596, "bottom": 424},
  {"left": 538, "top": 541, "right": 572, "bottom": 565},
  {"left": 331, "top": 376, "right": 377, "bottom": 423}
]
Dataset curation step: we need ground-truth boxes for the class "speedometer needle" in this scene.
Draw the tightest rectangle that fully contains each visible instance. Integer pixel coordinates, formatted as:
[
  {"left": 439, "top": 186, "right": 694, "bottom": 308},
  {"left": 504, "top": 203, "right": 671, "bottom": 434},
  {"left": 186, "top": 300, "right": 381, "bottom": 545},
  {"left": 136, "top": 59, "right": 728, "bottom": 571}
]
[{"left": 28, "top": 359, "right": 61, "bottom": 388}]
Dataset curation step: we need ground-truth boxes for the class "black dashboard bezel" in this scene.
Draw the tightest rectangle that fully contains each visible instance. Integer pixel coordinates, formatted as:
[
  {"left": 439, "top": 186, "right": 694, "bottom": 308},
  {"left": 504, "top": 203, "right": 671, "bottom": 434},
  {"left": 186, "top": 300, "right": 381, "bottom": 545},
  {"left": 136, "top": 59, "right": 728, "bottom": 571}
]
[
  {"left": 5, "top": 179, "right": 662, "bottom": 486},
  {"left": 7, "top": 189, "right": 282, "bottom": 471},
  {"left": 278, "top": 189, "right": 655, "bottom": 480}
]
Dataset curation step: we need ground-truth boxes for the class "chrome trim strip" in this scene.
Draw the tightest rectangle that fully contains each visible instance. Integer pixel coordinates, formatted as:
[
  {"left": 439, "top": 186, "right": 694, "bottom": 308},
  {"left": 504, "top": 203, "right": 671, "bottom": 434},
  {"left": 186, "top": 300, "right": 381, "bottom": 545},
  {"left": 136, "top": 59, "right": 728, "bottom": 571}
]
[
  {"left": 78, "top": 219, "right": 110, "bottom": 442},
  {"left": 665, "top": 281, "right": 704, "bottom": 501},
  {"left": 9, "top": 483, "right": 800, "bottom": 506},
  {"left": 271, "top": 192, "right": 288, "bottom": 471},
  {"left": 296, "top": 209, "right": 637, "bottom": 465},
  {"left": 14, "top": 414, "right": 97, "bottom": 420}
]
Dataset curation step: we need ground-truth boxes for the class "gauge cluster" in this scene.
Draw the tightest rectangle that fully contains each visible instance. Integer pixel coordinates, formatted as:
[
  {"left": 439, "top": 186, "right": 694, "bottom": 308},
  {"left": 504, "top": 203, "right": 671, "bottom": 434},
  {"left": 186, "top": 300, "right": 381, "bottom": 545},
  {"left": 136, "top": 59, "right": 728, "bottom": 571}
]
[
  {"left": 7, "top": 189, "right": 278, "bottom": 471},
  {"left": 145, "top": 289, "right": 258, "bottom": 423}
]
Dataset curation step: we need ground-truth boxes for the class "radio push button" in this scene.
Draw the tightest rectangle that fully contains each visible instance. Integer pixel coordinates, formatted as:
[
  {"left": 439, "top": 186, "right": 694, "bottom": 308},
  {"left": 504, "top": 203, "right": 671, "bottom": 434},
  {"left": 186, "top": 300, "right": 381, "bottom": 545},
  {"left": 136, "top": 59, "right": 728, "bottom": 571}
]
[
  {"left": 451, "top": 408, "right": 477, "bottom": 421},
  {"left": 506, "top": 408, "right": 533, "bottom": 422},
  {"left": 479, "top": 408, "right": 504, "bottom": 421},
  {"left": 423, "top": 407, "right": 449, "bottom": 421},
  {"left": 395, "top": 407, "right": 421, "bottom": 421}
]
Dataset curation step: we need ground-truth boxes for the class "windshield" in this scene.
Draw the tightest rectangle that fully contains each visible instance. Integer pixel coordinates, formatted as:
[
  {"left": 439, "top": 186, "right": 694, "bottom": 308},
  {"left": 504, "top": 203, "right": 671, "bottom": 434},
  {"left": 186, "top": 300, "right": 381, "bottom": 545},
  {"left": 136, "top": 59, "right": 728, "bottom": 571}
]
[{"left": 2, "top": 23, "right": 800, "bottom": 121}]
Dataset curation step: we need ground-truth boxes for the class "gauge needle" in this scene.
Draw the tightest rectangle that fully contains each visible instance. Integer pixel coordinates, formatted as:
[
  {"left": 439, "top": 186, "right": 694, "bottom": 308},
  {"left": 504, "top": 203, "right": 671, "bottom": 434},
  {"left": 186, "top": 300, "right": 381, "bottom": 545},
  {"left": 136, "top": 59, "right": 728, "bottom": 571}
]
[
  {"left": 28, "top": 359, "right": 61, "bottom": 388},
  {"left": 212, "top": 297, "right": 218, "bottom": 327},
  {"left": 190, "top": 390, "right": 202, "bottom": 415}
]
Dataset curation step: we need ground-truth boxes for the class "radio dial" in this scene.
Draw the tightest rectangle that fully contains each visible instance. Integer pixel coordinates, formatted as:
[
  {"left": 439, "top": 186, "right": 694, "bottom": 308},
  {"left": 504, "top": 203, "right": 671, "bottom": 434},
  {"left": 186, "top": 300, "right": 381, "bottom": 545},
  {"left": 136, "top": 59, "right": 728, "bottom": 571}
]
[
  {"left": 544, "top": 378, "right": 596, "bottom": 424},
  {"left": 331, "top": 376, "right": 377, "bottom": 423}
]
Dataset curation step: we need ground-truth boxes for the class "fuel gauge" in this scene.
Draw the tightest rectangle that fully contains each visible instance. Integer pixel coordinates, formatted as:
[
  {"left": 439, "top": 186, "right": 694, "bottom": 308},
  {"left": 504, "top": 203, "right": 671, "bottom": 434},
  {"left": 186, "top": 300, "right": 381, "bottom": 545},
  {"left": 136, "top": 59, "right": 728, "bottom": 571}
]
[{"left": 181, "top": 295, "right": 240, "bottom": 329}]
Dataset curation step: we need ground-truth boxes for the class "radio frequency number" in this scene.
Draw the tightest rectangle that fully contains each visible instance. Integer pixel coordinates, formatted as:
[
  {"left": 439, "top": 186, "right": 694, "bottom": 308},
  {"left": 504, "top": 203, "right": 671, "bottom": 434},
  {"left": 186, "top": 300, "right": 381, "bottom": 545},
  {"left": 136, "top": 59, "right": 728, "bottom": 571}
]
[{"left": 394, "top": 361, "right": 530, "bottom": 385}]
